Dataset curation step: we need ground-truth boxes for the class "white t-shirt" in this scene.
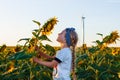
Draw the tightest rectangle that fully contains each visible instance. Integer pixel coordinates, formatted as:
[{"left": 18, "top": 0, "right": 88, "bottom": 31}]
[{"left": 53, "top": 48, "right": 72, "bottom": 80}]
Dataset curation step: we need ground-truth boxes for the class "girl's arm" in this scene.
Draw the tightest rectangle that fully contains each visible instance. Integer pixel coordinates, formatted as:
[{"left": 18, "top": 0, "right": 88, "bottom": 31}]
[
  {"left": 33, "top": 57, "right": 58, "bottom": 68},
  {"left": 35, "top": 46, "right": 55, "bottom": 59}
]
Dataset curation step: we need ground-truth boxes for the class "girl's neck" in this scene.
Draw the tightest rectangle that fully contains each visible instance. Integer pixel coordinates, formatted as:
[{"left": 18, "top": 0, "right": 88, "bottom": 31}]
[{"left": 60, "top": 43, "right": 69, "bottom": 49}]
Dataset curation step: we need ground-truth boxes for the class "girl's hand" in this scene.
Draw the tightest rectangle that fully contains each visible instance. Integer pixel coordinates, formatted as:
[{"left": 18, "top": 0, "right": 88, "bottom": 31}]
[
  {"left": 34, "top": 46, "right": 41, "bottom": 58},
  {"left": 33, "top": 57, "right": 40, "bottom": 63},
  {"left": 34, "top": 45, "right": 39, "bottom": 51}
]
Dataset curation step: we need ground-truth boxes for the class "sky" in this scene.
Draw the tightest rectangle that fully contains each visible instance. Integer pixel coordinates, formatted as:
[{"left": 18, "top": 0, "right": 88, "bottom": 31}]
[{"left": 0, "top": 0, "right": 120, "bottom": 47}]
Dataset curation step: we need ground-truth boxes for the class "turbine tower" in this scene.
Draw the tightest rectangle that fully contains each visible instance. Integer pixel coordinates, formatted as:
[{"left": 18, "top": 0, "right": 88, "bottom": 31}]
[{"left": 82, "top": 16, "right": 87, "bottom": 52}]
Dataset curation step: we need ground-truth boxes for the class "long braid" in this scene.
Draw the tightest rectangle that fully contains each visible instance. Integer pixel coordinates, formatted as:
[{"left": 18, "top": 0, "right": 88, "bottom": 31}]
[
  {"left": 71, "top": 32, "right": 78, "bottom": 80},
  {"left": 71, "top": 46, "right": 76, "bottom": 80}
]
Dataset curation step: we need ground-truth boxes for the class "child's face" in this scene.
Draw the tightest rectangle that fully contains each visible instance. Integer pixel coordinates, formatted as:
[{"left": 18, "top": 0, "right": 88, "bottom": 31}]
[{"left": 57, "top": 30, "right": 66, "bottom": 43}]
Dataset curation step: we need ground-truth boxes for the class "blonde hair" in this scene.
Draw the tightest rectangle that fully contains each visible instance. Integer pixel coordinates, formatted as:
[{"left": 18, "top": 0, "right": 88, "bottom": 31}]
[{"left": 65, "top": 28, "right": 78, "bottom": 80}]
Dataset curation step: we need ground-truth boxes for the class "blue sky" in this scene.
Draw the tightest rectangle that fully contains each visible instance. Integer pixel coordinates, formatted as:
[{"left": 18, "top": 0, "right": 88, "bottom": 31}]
[{"left": 0, "top": 0, "right": 120, "bottom": 47}]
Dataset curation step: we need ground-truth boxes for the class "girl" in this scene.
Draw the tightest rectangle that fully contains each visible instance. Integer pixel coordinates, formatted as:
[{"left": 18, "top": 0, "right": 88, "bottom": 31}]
[{"left": 33, "top": 27, "right": 78, "bottom": 80}]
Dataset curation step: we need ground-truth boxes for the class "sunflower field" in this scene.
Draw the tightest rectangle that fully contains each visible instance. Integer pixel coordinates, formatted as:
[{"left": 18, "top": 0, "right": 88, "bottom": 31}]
[
  {"left": 76, "top": 31, "right": 120, "bottom": 80},
  {"left": 0, "top": 17, "right": 120, "bottom": 80}
]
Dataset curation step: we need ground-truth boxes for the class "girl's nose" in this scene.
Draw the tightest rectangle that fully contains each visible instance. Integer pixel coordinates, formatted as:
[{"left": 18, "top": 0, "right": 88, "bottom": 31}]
[{"left": 58, "top": 33, "right": 61, "bottom": 35}]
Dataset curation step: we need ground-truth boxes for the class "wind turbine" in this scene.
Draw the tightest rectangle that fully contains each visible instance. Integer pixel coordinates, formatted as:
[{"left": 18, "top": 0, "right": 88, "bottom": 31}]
[{"left": 82, "top": 16, "right": 87, "bottom": 52}]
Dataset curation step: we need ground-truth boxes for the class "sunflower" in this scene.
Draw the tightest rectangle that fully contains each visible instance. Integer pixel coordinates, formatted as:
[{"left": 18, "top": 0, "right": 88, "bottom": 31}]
[
  {"left": 78, "top": 60, "right": 84, "bottom": 65},
  {"left": 41, "top": 17, "right": 58, "bottom": 35},
  {"left": 112, "top": 48, "right": 119, "bottom": 55},
  {"left": 7, "top": 61, "right": 14, "bottom": 73},
  {"left": 103, "top": 31, "right": 120, "bottom": 45}
]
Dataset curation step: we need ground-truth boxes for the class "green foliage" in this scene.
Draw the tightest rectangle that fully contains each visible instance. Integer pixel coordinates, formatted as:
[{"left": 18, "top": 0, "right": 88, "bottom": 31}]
[
  {"left": 76, "top": 31, "right": 120, "bottom": 80},
  {"left": 39, "top": 35, "right": 51, "bottom": 42},
  {"left": 8, "top": 50, "right": 33, "bottom": 60},
  {"left": 32, "top": 20, "right": 41, "bottom": 26},
  {"left": 0, "top": 44, "right": 7, "bottom": 52}
]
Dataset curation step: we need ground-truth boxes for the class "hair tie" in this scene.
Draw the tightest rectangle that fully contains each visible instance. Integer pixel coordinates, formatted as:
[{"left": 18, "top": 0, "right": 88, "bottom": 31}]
[{"left": 65, "top": 27, "right": 75, "bottom": 47}]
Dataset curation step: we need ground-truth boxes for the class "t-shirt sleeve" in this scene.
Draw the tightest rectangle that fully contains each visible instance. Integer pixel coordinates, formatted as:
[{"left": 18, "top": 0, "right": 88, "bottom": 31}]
[
  {"left": 54, "top": 50, "right": 65, "bottom": 63},
  {"left": 54, "top": 57, "right": 62, "bottom": 63}
]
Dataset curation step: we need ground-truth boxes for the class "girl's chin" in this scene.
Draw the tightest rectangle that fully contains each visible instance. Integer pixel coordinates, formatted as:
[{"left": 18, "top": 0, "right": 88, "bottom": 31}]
[
  {"left": 56, "top": 38, "right": 60, "bottom": 42},
  {"left": 57, "top": 39, "right": 61, "bottom": 43},
  {"left": 56, "top": 39, "right": 60, "bottom": 42}
]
